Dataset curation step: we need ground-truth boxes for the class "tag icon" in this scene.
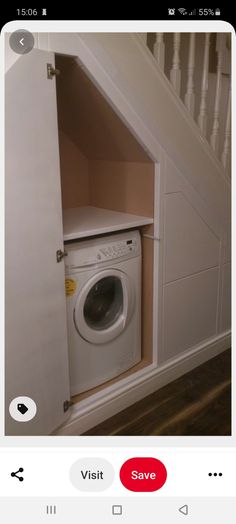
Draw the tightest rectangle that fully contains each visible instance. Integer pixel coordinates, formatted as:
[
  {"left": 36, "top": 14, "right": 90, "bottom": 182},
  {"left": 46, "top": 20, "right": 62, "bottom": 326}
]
[
  {"left": 9, "top": 396, "right": 37, "bottom": 422},
  {"left": 17, "top": 403, "right": 29, "bottom": 415}
]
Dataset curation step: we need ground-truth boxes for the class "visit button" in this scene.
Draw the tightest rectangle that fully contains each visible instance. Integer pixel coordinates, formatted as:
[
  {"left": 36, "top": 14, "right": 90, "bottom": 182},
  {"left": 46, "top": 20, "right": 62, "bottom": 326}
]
[{"left": 120, "top": 457, "right": 167, "bottom": 492}]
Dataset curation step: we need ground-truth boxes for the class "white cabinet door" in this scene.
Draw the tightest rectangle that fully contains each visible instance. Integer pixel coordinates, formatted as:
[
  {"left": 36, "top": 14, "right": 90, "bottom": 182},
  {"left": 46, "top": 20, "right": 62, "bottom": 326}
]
[{"left": 5, "top": 50, "right": 70, "bottom": 435}]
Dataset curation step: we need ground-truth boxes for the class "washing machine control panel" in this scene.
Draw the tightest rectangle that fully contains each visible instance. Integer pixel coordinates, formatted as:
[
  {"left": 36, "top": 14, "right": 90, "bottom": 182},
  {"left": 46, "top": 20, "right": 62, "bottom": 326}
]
[
  {"left": 99, "top": 239, "right": 137, "bottom": 260},
  {"left": 65, "top": 232, "right": 141, "bottom": 269}
]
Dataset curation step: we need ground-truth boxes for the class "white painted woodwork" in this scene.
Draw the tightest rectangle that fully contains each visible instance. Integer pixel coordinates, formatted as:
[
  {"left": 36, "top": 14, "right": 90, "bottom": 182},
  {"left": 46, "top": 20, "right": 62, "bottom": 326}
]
[
  {"left": 163, "top": 193, "right": 220, "bottom": 283},
  {"left": 150, "top": 32, "right": 231, "bottom": 168},
  {"left": 151, "top": 31, "right": 230, "bottom": 169},
  {"left": 224, "top": 190, "right": 231, "bottom": 265},
  {"left": 221, "top": 84, "right": 231, "bottom": 173},
  {"left": 197, "top": 33, "right": 211, "bottom": 136},
  {"left": 63, "top": 206, "right": 153, "bottom": 241},
  {"left": 170, "top": 33, "right": 181, "bottom": 95},
  {"left": 216, "top": 33, "right": 231, "bottom": 75},
  {"left": 5, "top": 50, "right": 70, "bottom": 436},
  {"left": 153, "top": 33, "right": 165, "bottom": 71},
  {"left": 224, "top": 228, "right": 231, "bottom": 265},
  {"left": 184, "top": 33, "right": 196, "bottom": 116},
  {"left": 164, "top": 156, "right": 223, "bottom": 241},
  {"left": 162, "top": 268, "right": 219, "bottom": 362},
  {"left": 220, "top": 263, "right": 231, "bottom": 332},
  {"left": 210, "top": 35, "right": 224, "bottom": 153}
]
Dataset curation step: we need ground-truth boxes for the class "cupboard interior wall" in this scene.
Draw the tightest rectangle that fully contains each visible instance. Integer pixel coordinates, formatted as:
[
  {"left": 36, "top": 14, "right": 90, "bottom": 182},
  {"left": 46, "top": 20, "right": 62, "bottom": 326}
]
[
  {"left": 89, "top": 160, "right": 154, "bottom": 218},
  {"left": 58, "top": 130, "right": 89, "bottom": 209},
  {"left": 56, "top": 54, "right": 155, "bottom": 399}
]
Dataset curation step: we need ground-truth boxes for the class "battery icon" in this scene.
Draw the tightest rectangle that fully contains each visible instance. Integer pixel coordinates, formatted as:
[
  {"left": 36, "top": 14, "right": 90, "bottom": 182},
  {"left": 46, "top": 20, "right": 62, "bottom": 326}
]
[
  {"left": 42, "top": 8, "right": 47, "bottom": 15},
  {"left": 215, "top": 8, "right": 221, "bottom": 15}
]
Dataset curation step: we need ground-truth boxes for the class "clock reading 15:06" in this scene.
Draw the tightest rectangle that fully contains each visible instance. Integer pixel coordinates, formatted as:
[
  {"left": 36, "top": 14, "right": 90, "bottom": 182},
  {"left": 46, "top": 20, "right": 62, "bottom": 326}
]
[{"left": 16, "top": 9, "right": 38, "bottom": 16}]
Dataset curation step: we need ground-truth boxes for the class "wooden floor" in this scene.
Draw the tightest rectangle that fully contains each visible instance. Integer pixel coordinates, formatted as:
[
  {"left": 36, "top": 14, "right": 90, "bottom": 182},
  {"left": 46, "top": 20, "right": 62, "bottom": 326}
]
[{"left": 83, "top": 349, "right": 231, "bottom": 436}]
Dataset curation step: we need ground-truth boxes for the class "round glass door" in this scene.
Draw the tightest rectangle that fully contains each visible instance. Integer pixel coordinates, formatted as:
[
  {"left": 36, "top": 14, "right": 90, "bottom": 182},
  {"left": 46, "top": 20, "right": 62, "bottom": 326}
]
[
  {"left": 84, "top": 276, "right": 123, "bottom": 330},
  {"left": 74, "top": 269, "right": 133, "bottom": 344}
]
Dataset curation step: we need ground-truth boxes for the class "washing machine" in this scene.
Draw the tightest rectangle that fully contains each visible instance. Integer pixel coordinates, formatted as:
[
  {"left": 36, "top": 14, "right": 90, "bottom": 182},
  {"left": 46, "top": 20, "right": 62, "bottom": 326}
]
[{"left": 64, "top": 230, "right": 141, "bottom": 395}]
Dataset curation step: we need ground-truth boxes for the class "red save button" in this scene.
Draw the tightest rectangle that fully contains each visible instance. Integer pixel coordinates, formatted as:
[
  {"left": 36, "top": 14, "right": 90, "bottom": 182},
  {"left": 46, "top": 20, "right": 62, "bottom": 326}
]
[{"left": 120, "top": 457, "right": 167, "bottom": 492}]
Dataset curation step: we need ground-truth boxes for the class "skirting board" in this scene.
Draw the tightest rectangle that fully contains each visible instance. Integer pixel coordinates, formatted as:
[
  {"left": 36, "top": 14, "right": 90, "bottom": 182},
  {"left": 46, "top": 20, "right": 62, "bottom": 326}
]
[{"left": 55, "top": 331, "right": 230, "bottom": 436}]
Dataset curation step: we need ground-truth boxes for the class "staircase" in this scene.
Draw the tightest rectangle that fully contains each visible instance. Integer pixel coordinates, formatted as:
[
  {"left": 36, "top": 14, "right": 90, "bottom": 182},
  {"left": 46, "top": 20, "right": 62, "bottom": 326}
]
[{"left": 140, "top": 32, "right": 231, "bottom": 176}]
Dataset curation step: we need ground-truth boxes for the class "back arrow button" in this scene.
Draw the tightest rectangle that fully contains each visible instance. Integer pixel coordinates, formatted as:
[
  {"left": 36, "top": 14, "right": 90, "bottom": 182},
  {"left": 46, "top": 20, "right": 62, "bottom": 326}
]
[
  {"left": 9, "top": 30, "right": 34, "bottom": 54},
  {"left": 179, "top": 504, "right": 189, "bottom": 516}
]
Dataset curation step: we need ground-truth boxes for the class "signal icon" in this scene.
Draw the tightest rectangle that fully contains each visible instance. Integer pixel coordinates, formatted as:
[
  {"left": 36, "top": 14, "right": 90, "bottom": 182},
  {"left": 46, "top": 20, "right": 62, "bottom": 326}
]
[
  {"left": 189, "top": 9, "right": 196, "bottom": 15},
  {"left": 178, "top": 8, "right": 188, "bottom": 15}
]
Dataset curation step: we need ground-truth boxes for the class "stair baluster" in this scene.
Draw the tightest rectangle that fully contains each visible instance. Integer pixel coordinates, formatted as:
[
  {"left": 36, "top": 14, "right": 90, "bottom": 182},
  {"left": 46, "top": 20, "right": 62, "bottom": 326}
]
[
  {"left": 221, "top": 84, "right": 231, "bottom": 174},
  {"left": 170, "top": 33, "right": 181, "bottom": 95},
  {"left": 144, "top": 31, "right": 230, "bottom": 171},
  {"left": 210, "top": 35, "right": 224, "bottom": 153},
  {"left": 184, "top": 33, "right": 196, "bottom": 116},
  {"left": 197, "top": 33, "right": 211, "bottom": 136},
  {"left": 153, "top": 33, "right": 165, "bottom": 71}
]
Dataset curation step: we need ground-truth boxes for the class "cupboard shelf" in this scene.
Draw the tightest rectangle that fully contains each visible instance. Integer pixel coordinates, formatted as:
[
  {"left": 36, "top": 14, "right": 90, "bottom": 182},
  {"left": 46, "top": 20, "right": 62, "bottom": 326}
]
[{"left": 63, "top": 206, "right": 154, "bottom": 241}]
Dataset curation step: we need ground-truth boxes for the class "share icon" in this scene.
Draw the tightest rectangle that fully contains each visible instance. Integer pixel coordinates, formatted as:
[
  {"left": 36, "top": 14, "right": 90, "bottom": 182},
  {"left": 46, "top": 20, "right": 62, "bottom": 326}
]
[{"left": 11, "top": 467, "right": 24, "bottom": 482}]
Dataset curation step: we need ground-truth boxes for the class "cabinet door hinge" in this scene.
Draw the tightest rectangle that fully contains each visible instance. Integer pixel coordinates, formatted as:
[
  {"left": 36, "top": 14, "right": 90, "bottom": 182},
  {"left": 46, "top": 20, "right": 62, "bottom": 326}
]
[
  {"left": 56, "top": 249, "right": 68, "bottom": 263},
  {"left": 47, "top": 63, "right": 60, "bottom": 80},
  {"left": 63, "top": 400, "right": 73, "bottom": 413}
]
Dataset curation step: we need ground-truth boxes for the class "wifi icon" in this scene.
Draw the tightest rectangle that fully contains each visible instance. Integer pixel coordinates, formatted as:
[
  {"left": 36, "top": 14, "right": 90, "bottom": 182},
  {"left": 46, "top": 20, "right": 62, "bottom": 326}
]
[{"left": 178, "top": 8, "right": 188, "bottom": 15}]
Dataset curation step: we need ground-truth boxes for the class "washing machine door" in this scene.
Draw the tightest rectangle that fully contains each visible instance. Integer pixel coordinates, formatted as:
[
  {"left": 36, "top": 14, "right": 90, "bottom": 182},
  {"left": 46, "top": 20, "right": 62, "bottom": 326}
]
[{"left": 74, "top": 269, "right": 134, "bottom": 344}]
